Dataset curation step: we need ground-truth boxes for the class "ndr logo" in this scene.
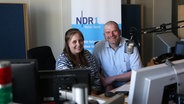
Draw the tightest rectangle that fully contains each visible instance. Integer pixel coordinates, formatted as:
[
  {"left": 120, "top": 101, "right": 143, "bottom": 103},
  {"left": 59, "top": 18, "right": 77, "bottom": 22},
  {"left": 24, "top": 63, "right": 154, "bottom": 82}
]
[{"left": 76, "top": 11, "right": 98, "bottom": 25}]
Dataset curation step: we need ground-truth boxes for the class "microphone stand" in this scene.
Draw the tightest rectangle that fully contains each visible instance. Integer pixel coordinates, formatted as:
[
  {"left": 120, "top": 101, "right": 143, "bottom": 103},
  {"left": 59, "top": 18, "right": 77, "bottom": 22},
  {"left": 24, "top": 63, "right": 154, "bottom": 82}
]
[{"left": 142, "top": 20, "right": 184, "bottom": 65}]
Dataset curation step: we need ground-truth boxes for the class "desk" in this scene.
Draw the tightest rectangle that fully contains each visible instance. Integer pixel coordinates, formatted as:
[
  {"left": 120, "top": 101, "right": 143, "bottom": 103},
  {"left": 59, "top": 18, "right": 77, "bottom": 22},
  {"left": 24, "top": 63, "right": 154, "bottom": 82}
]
[
  {"left": 59, "top": 82, "right": 130, "bottom": 104},
  {"left": 114, "top": 82, "right": 130, "bottom": 103},
  {"left": 94, "top": 82, "right": 130, "bottom": 104}
]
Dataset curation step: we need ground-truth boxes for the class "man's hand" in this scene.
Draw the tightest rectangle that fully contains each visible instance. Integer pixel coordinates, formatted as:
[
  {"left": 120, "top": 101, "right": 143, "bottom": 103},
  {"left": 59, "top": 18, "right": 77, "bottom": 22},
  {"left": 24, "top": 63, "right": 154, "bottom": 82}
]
[{"left": 100, "top": 75, "right": 115, "bottom": 87}]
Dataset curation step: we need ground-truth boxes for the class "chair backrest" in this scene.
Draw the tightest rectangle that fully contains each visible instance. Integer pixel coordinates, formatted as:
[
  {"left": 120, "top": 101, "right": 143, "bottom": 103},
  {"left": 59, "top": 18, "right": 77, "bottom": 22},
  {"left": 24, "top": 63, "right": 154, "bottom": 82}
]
[{"left": 27, "top": 46, "right": 56, "bottom": 70}]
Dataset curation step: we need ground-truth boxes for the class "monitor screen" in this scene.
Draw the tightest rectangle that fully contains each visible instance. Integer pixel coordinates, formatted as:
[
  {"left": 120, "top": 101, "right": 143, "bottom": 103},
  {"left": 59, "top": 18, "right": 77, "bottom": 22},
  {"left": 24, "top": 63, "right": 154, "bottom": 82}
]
[
  {"left": 175, "top": 41, "right": 184, "bottom": 56},
  {"left": 39, "top": 68, "right": 90, "bottom": 103},
  {"left": 128, "top": 59, "right": 184, "bottom": 104},
  {"left": 0, "top": 59, "right": 39, "bottom": 104}
]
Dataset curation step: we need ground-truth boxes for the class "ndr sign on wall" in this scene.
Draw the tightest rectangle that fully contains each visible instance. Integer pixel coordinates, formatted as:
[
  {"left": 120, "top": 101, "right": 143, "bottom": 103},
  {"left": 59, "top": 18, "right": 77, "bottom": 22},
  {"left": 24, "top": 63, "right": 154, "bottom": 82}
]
[{"left": 71, "top": 0, "right": 121, "bottom": 53}]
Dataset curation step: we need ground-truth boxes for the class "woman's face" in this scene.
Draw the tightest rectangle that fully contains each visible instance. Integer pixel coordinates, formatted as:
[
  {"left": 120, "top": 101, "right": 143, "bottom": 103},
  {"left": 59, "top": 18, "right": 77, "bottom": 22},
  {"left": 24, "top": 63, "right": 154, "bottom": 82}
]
[{"left": 68, "top": 33, "right": 84, "bottom": 55}]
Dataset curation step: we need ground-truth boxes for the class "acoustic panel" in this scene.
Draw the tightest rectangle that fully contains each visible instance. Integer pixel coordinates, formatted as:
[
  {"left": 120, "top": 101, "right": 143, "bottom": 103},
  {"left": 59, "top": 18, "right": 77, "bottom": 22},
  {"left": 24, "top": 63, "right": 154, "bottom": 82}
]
[{"left": 0, "top": 4, "right": 28, "bottom": 59}]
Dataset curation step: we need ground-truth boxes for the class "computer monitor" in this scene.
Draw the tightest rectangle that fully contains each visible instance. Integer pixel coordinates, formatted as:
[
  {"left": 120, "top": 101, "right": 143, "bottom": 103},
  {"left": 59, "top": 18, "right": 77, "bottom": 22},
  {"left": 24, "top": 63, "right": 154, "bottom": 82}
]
[
  {"left": 128, "top": 59, "right": 184, "bottom": 104},
  {"left": 39, "top": 68, "right": 90, "bottom": 103},
  {"left": 0, "top": 59, "right": 39, "bottom": 104},
  {"left": 175, "top": 41, "right": 184, "bottom": 56},
  {"left": 153, "top": 32, "right": 179, "bottom": 57}
]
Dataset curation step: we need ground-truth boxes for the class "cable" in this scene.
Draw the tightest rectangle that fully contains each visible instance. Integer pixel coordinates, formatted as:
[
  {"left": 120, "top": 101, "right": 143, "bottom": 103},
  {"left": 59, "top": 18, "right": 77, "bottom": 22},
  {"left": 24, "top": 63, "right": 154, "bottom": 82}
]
[{"left": 165, "top": 59, "right": 180, "bottom": 94}]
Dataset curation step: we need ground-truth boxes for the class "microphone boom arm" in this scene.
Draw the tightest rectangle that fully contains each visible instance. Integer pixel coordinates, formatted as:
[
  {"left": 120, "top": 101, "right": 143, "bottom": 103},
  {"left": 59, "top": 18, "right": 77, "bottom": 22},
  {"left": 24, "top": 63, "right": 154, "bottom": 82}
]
[{"left": 142, "top": 20, "right": 184, "bottom": 34}]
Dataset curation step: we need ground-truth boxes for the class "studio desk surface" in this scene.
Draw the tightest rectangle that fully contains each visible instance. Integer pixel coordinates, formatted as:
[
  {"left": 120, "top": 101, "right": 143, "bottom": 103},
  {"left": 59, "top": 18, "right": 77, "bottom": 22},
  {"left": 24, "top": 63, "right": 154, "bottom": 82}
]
[{"left": 91, "top": 82, "right": 130, "bottom": 104}]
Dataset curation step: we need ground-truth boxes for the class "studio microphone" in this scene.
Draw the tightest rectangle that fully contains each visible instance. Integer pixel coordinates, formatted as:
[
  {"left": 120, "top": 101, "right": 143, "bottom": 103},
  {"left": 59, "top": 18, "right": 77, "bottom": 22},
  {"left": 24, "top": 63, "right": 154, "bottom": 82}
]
[
  {"left": 125, "top": 39, "right": 134, "bottom": 54},
  {"left": 125, "top": 27, "right": 136, "bottom": 54},
  {"left": 59, "top": 84, "right": 88, "bottom": 104},
  {"left": 59, "top": 90, "right": 73, "bottom": 100}
]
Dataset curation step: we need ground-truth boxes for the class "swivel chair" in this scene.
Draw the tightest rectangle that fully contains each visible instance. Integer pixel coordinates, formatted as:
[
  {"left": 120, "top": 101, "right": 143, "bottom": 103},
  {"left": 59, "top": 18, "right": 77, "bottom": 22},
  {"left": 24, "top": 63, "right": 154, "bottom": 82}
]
[{"left": 27, "top": 46, "right": 56, "bottom": 70}]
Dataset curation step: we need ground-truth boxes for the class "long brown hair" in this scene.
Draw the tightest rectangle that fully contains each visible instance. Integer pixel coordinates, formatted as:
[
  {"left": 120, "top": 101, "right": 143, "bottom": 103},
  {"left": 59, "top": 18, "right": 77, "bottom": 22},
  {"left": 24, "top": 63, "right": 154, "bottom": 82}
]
[{"left": 63, "top": 28, "right": 89, "bottom": 67}]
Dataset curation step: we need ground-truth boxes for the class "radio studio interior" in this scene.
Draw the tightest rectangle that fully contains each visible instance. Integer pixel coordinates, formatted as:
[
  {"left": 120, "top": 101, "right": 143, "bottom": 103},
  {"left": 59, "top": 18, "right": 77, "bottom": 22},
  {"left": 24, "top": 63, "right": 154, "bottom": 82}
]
[{"left": 0, "top": 0, "right": 184, "bottom": 104}]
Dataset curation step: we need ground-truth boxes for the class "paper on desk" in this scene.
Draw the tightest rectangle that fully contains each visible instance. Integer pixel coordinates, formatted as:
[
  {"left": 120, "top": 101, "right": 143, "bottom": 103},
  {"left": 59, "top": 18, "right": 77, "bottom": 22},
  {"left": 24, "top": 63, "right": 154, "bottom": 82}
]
[
  {"left": 115, "top": 83, "right": 130, "bottom": 91},
  {"left": 115, "top": 83, "right": 130, "bottom": 103},
  {"left": 88, "top": 96, "right": 106, "bottom": 104}
]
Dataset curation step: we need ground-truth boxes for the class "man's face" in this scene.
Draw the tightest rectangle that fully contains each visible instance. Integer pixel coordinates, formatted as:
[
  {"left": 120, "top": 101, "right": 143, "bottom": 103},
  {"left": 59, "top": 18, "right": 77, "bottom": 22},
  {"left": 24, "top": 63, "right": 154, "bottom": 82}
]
[{"left": 104, "top": 24, "right": 121, "bottom": 45}]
